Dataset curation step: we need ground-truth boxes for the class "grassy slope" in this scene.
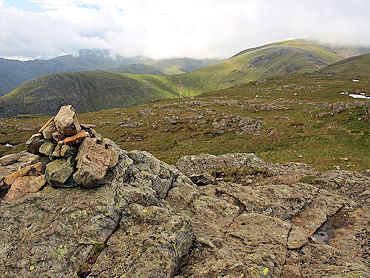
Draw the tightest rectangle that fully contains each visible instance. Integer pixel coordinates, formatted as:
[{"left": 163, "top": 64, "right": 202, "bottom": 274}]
[
  {"left": 1, "top": 74, "right": 368, "bottom": 172},
  {"left": 0, "top": 71, "right": 180, "bottom": 116},
  {"left": 318, "top": 53, "right": 370, "bottom": 77},
  {"left": 171, "top": 39, "right": 347, "bottom": 93}
]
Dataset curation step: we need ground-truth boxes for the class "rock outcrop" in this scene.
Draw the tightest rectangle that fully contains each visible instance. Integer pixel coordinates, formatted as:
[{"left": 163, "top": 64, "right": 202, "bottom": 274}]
[{"left": 0, "top": 105, "right": 368, "bottom": 277}]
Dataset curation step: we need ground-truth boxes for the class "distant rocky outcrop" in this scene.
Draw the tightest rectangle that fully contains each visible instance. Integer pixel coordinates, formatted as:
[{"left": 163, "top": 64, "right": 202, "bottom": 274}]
[{"left": 0, "top": 105, "right": 369, "bottom": 277}]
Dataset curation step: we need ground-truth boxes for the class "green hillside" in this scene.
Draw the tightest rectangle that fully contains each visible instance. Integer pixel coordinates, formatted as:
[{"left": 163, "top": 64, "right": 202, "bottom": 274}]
[
  {"left": 318, "top": 53, "right": 370, "bottom": 77},
  {"left": 0, "top": 71, "right": 180, "bottom": 117},
  {"left": 171, "top": 39, "right": 358, "bottom": 93}
]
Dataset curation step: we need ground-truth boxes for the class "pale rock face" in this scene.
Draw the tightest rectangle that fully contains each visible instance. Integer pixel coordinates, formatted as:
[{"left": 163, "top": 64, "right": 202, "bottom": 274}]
[{"left": 54, "top": 105, "right": 81, "bottom": 136}]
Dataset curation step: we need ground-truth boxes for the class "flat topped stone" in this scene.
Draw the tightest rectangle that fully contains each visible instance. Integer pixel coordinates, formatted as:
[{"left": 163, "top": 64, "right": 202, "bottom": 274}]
[
  {"left": 54, "top": 105, "right": 81, "bottom": 136},
  {"left": 63, "top": 130, "right": 89, "bottom": 146}
]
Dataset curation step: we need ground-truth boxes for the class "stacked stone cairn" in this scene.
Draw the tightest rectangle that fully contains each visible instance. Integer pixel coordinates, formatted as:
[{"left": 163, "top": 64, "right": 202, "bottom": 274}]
[{"left": 25, "top": 105, "right": 119, "bottom": 189}]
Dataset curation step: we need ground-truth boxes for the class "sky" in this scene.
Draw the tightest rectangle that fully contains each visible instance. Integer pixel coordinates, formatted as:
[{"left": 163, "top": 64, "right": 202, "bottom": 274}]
[{"left": 0, "top": 0, "right": 369, "bottom": 60}]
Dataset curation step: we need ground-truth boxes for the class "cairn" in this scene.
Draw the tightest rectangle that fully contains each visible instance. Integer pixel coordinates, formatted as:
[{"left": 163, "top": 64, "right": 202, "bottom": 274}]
[{"left": 26, "top": 105, "right": 119, "bottom": 188}]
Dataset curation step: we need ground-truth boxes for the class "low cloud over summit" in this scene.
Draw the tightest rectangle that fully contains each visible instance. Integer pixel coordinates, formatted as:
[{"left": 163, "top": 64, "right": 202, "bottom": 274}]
[{"left": 1, "top": 0, "right": 370, "bottom": 60}]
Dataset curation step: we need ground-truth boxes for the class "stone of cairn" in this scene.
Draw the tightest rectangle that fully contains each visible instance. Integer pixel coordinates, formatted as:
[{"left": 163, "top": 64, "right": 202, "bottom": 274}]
[{"left": 27, "top": 105, "right": 119, "bottom": 188}]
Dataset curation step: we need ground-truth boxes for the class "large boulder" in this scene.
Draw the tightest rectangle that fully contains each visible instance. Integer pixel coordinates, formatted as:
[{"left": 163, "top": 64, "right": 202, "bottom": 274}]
[{"left": 54, "top": 105, "right": 81, "bottom": 136}]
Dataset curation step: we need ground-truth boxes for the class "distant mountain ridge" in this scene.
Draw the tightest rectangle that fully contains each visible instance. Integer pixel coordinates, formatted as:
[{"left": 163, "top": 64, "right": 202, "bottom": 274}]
[
  {"left": 0, "top": 50, "right": 221, "bottom": 96},
  {"left": 174, "top": 39, "right": 370, "bottom": 93},
  {"left": 1, "top": 39, "right": 369, "bottom": 117}
]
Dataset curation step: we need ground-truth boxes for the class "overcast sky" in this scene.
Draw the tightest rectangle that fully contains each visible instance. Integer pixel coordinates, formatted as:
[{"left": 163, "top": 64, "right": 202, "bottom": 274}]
[{"left": 1, "top": 0, "right": 369, "bottom": 60}]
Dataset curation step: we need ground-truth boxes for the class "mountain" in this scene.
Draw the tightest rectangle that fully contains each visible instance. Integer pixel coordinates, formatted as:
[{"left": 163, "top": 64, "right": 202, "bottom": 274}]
[
  {"left": 1, "top": 39, "right": 369, "bottom": 117},
  {"left": 0, "top": 50, "right": 220, "bottom": 96},
  {"left": 318, "top": 53, "right": 370, "bottom": 77},
  {"left": 171, "top": 39, "right": 369, "bottom": 93},
  {"left": 0, "top": 71, "right": 180, "bottom": 117}
]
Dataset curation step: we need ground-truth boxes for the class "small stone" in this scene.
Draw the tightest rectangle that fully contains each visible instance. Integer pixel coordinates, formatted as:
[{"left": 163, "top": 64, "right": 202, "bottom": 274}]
[
  {"left": 54, "top": 105, "right": 81, "bottom": 136},
  {"left": 0, "top": 153, "right": 21, "bottom": 166},
  {"left": 4, "top": 175, "right": 46, "bottom": 201},
  {"left": 60, "top": 145, "right": 78, "bottom": 157},
  {"left": 52, "top": 131, "right": 65, "bottom": 142},
  {"left": 39, "top": 142, "right": 56, "bottom": 156},
  {"left": 45, "top": 157, "right": 75, "bottom": 187},
  {"left": 42, "top": 120, "right": 56, "bottom": 140},
  {"left": 52, "top": 142, "right": 63, "bottom": 158},
  {"left": 26, "top": 133, "right": 45, "bottom": 154},
  {"left": 63, "top": 130, "right": 89, "bottom": 146}
]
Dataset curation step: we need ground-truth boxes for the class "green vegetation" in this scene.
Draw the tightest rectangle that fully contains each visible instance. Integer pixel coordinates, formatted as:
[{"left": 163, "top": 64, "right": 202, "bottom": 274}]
[{"left": 1, "top": 74, "right": 369, "bottom": 172}]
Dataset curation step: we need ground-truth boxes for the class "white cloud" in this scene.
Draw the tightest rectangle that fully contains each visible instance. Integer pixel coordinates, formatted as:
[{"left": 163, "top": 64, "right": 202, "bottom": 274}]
[{"left": 0, "top": 0, "right": 369, "bottom": 60}]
